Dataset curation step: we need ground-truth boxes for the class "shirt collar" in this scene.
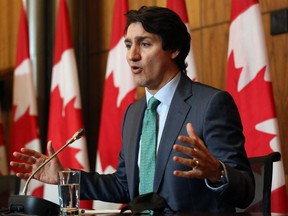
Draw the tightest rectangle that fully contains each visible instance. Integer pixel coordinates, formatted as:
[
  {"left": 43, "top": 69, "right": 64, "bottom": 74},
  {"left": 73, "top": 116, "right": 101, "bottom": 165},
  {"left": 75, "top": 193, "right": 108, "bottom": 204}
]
[{"left": 145, "top": 72, "right": 181, "bottom": 106}]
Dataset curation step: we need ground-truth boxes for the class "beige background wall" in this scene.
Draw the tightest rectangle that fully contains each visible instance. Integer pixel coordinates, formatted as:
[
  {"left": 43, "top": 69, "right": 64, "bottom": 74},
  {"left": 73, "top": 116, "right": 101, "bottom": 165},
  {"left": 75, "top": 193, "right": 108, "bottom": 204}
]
[{"left": 0, "top": 0, "right": 287, "bottom": 188}]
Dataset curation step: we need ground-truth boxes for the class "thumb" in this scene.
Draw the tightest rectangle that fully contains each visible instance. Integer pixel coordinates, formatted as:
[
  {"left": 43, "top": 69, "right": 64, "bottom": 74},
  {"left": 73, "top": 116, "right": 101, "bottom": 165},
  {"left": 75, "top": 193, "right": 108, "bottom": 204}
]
[
  {"left": 186, "top": 123, "right": 196, "bottom": 138},
  {"left": 47, "top": 141, "right": 55, "bottom": 157}
]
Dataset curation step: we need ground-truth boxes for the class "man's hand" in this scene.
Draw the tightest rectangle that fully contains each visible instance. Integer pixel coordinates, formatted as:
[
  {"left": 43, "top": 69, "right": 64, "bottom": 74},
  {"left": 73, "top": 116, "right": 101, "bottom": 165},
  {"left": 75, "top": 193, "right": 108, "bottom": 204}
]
[
  {"left": 173, "top": 123, "right": 222, "bottom": 183},
  {"left": 10, "top": 141, "right": 65, "bottom": 185}
]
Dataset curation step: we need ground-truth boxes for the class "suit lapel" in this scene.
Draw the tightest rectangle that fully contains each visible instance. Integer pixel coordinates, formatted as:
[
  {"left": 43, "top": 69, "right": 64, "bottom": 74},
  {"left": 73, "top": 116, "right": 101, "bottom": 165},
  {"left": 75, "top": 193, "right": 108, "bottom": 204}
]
[
  {"left": 125, "top": 97, "right": 146, "bottom": 197},
  {"left": 154, "top": 74, "right": 193, "bottom": 191}
]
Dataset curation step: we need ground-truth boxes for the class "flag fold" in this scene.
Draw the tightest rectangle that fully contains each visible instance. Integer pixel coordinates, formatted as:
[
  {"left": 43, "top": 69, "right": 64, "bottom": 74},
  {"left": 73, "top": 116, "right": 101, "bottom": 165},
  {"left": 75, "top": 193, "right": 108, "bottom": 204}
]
[
  {"left": 45, "top": 0, "right": 91, "bottom": 209},
  {"left": 94, "top": 0, "right": 137, "bottom": 210},
  {"left": 10, "top": 0, "right": 43, "bottom": 198}
]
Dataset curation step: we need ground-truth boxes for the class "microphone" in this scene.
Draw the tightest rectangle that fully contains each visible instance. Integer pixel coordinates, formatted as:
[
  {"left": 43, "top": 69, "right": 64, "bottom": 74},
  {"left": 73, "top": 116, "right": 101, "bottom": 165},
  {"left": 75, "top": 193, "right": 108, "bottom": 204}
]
[
  {"left": 9, "top": 128, "right": 85, "bottom": 216},
  {"left": 21, "top": 128, "right": 85, "bottom": 195}
]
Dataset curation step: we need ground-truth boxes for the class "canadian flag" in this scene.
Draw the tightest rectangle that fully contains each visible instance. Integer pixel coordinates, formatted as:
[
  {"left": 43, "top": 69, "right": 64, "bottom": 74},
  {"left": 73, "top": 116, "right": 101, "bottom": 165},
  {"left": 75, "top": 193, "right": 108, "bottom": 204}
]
[
  {"left": 9, "top": 0, "right": 43, "bottom": 197},
  {"left": 44, "top": 0, "right": 91, "bottom": 208},
  {"left": 226, "top": 0, "right": 288, "bottom": 213},
  {"left": 94, "top": 0, "right": 137, "bottom": 210},
  {"left": 0, "top": 104, "right": 8, "bottom": 176},
  {"left": 167, "top": 0, "right": 197, "bottom": 80}
]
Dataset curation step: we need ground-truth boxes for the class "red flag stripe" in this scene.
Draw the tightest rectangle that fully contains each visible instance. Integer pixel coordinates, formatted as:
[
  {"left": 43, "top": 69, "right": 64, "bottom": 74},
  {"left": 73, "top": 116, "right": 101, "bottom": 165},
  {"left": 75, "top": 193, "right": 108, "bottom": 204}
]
[
  {"left": 53, "top": 0, "right": 73, "bottom": 65},
  {"left": 167, "top": 0, "right": 188, "bottom": 23},
  {"left": 230, "top": 0, "right": 258, "bottom": 22},
  {"left": 110, "top": 0, "right": 128, "bottom": 49},
  {"left": 97, "top": 0, "right": 135, "bottom": 175}
]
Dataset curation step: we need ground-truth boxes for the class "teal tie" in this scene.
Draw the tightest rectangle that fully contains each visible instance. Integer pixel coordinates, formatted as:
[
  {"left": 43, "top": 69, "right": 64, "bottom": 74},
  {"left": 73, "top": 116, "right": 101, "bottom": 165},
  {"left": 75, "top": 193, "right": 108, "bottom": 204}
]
[{"left": 140, "top": 96, "right": 160, "bottom": 195}]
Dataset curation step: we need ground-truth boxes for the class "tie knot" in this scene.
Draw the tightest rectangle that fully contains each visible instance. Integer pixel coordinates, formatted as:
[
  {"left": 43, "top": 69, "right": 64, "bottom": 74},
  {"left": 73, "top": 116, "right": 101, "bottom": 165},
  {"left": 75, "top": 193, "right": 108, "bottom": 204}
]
[{"left": 147, "top": 97, "right": 160, "bottom": 110}]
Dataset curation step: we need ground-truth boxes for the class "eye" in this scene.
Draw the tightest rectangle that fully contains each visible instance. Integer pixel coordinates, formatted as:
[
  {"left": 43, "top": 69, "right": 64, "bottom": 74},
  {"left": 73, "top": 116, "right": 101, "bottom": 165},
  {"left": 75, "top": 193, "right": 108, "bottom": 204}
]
[
  {"left": 141, "top": 42, "right": 151, "bottom": 47},
  {"left": 124, "top": 42, "right": 131, "bottom": 49}
]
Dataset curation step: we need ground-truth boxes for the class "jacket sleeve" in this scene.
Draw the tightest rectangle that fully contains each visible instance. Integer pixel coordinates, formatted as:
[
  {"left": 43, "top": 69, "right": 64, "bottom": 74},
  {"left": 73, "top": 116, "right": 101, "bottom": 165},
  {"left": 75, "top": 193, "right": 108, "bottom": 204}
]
[
  {"left": 79, "top": 151, "right": 131, "bottom": 203},
  {"left": 203, "top": 90, "right": 255, "bottom": 208}
]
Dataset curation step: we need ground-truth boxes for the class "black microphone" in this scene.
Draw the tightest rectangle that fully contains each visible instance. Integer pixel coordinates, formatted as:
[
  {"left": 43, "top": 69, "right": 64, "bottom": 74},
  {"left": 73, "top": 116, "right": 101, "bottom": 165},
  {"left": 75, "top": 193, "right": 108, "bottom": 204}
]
[{"left": 9, "top": 128, "right": 85, "bottom": 216}]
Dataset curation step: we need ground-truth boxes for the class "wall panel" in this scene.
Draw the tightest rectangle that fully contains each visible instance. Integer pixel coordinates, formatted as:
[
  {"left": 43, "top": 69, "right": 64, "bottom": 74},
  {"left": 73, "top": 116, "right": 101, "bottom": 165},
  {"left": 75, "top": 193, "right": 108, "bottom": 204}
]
[
  {"left": 190, "top": 30, "right": 202, "bottom": 79},
  {"left": 201, "top": 0, "right": 230, "bottom": 26},
  {"left": 201, "top": 24, "right": 229, "bottom": 89},
  {"left": 186, "top": 0, "right": 201, "bottom": 29},
  {"left": 87, "top": 0, "right": 114, "bottom": 53},
  {"left": 0, "top": 0, "right": 21, "bottom": 74},
  {"left": 260, "top": 0, "right": 288, "bottom": 13}
]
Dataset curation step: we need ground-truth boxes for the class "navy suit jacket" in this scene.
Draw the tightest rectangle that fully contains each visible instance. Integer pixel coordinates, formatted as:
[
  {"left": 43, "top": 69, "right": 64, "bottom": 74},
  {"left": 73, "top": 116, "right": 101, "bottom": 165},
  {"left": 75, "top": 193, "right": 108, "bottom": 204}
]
[{"left": 80, "top": 73, "right": 255, "bottom": 212}]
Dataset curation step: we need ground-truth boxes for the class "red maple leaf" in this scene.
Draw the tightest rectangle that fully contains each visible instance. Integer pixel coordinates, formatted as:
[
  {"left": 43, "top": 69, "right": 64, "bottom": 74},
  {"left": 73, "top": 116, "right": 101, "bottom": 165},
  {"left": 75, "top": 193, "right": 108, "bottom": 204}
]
[
  {"left": 10, "top": 106, "right": 39, "bottom": 174},
  {"left": 98, "top": 72, "right": 136, "bottom": 171},
  {"left": 31, "top": 185, "right": 44, "bottom": 197},
  {"left": 227, "top": 52, "right": 276, "bottom": 157},
  {"left": 48, "top": 86, "right": 84, "bottom": 169}
]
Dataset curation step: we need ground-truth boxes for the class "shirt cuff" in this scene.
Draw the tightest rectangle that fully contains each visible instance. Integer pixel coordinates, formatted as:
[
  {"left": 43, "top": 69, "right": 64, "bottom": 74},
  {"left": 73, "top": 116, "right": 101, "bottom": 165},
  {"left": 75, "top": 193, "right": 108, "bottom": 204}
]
[{"left": 205, "top": 161, "right": 229, "bottom": 191}]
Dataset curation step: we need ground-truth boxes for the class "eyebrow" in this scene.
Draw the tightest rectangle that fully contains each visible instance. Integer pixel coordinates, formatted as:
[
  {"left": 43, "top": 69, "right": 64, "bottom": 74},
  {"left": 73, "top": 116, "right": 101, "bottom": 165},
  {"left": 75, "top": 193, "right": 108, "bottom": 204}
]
[{"left": 124, "top": 36, "right": 151, "bottom": 43}]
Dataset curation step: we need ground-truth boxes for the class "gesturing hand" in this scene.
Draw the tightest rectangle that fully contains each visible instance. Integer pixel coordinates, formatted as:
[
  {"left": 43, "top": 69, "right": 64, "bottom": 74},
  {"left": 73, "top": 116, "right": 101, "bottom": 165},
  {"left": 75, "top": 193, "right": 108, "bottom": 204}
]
[
  {"left": 10, "top": 141, "right": 65, "bottom": 185},
  {"left": 173, "top": 123, "right": 222, "bottom": 183}
]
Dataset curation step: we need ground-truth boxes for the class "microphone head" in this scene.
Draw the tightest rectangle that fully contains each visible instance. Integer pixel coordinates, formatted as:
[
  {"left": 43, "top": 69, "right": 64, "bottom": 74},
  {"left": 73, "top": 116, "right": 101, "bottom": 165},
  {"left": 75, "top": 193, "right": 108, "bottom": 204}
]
[
  {"left": 68, "top": 128, "right": 85, "bottom": 144},
  {"left": 73, "top": 128, "right": 85, "bottom": 141}
]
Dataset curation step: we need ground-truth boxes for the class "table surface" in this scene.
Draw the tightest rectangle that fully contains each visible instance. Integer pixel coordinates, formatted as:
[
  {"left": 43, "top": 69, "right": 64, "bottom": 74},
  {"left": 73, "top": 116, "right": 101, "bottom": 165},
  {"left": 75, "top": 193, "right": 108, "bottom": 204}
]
[
  {"left": 70, "top": 209, "right": 288, "bottom": 216},
  {"left": 1, "top": 207, "right": 287, "bottom": 216}
]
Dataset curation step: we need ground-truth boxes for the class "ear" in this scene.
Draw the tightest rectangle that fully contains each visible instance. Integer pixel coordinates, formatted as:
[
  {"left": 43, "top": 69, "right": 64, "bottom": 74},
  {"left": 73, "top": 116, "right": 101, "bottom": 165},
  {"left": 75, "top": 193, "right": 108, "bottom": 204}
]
[{"left": 171, "top": 49, "right": 180, "bottom": 59}]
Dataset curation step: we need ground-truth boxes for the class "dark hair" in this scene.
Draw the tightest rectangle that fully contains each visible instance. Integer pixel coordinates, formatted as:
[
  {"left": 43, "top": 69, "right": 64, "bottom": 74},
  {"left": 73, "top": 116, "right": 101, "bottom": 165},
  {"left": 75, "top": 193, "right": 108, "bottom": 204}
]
[{"left": 125, "top": 6, "right": 191, "bottom": 74}]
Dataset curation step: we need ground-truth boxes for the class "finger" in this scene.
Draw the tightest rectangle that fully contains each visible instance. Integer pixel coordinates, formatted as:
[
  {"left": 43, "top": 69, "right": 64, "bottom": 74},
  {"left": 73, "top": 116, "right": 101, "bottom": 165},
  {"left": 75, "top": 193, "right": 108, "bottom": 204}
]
[
  {"left": 173, "top": 170, "right": 194, "bottom": 178},
  {"left": 13, "top": 152, "right": 36, "bottom": 164},
  {"left": 173, "top": 168, "right": 204, "bottom": 178},
  {"left": 174, "top": 140, "right": 206, "bottom": 165},
  {"left": 185, "top": 123, "right": 208, "bottom": 153},
  {"left": 173, "top": 144, "right": 193, "bottom": 156},
  {"left": 20, "top": 148, "right": 45, "bottom": 161},
  {"left": 186, "top": 123, "right": 202, "bottom": 149},
  {"left": 186, "top": 123, "right": 195, "bottom": 138},
  {"left": 177, "top": 135, "right": 193, "bottom": 146},
  {"left": 177, "top": 123, "right": 200, "bottom": 148},
  {"left": 194, "top": 159, "right": 200, "bottom": 169},
  {"left": 31, "top": 150, "right": 44, "bottom": 159},
  {"left": 173, "top": 156, "right": 200, "bottom": 169},
  {"left": 47, "top": 141, "right": 55, "bottom": 157},
  {"left": 16, "top": 172, "right": 30, "bottom": 180},
  {"left": 12, "top": 152, "right": 23, "bottom": 160},
  {"left": 173, "top": 144, "right": 200, "bottom": 158},
  {"left": 20, "top": 147, "right": 39, "bottom": 156},
  {"left": 10, "top": 161, "right": 33, "bottom": 171}
]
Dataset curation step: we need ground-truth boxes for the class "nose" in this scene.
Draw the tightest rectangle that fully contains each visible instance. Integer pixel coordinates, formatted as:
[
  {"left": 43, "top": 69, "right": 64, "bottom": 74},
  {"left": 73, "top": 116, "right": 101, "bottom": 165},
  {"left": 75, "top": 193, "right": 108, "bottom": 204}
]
[{"left": 127, "top": 45, "right": 140, "bottom": 61}]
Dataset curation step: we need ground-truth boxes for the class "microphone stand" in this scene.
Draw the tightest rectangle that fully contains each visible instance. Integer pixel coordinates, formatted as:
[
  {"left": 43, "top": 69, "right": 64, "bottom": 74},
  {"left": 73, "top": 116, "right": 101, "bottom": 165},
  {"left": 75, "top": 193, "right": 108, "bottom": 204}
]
[{"left": 9, "top": 128, "right": 85, "bottom": 216}]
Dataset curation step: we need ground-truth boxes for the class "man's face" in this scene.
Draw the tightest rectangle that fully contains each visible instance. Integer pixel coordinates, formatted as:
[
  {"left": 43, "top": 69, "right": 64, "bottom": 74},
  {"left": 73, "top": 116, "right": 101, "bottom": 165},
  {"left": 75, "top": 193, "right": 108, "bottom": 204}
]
[{"left": 124, "top": 22, "right": 179, "bottom": 94}]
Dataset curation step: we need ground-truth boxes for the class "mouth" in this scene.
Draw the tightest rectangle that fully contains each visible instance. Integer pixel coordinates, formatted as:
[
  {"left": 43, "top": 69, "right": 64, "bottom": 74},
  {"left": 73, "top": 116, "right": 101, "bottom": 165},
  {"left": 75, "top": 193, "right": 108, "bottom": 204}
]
[{"left": 130, "top": 66, "right": 142, "bottom": 74}]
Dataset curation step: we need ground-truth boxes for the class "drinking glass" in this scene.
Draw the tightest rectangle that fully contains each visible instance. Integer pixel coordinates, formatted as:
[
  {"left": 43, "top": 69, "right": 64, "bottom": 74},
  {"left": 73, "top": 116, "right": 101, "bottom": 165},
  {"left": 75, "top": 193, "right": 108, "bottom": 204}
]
[{"left": 58, "top": 170, "right": 80, "bottom": 215}]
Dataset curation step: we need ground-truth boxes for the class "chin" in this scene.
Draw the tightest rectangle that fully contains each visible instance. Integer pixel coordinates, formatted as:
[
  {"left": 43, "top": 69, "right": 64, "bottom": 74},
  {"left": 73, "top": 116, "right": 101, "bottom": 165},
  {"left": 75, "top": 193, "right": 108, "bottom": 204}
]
[{"left": 133, "top": 78, "right": 146, "bottom": 88}]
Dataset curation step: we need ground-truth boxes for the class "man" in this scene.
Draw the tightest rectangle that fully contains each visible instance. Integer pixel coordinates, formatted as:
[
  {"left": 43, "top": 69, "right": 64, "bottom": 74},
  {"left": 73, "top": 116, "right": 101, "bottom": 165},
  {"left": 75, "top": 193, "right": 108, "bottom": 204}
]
[{"left": 11, "top": 6, "right": 254, "bottom": 213}]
